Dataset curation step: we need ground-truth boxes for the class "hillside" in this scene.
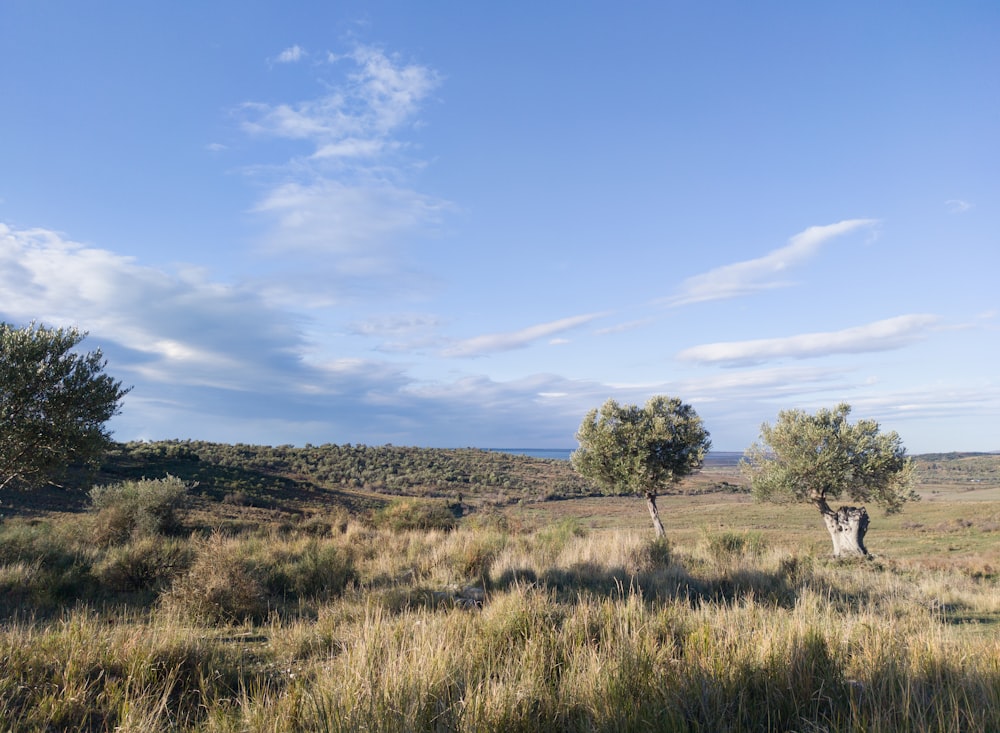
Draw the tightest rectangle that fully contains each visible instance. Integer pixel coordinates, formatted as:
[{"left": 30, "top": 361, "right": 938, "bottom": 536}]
[{"left": 3, "top": 442, "right": 999, "bottom": 521}]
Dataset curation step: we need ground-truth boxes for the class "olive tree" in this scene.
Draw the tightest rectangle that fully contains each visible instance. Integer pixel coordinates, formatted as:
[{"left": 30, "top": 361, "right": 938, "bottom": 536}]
[
  {"left": 1, "top": 322, "right": 130, "bottom": 491},
  {"left": 571, "top": 396, "right": 711, "bottom": 537},
  {"left": 740, "top": 403, "right": 916, "bottom": 558}
]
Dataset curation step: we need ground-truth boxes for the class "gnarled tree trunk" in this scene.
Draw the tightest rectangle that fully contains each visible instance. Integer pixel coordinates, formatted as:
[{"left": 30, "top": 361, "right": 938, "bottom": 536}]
[
  {"left": 645, "top": 491, "right": 666, "bottom": 538},
  {"left": 815, "top": 497, "right": 870, "bottom": 558}
]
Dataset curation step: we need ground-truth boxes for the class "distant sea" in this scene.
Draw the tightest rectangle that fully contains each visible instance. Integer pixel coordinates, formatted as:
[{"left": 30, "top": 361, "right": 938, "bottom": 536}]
[
  {"left": 489, "top": 448, "right": 575, "bottom": 460},
  {"left": 488, "top": 448, "right": 743, "bottom": 466}
]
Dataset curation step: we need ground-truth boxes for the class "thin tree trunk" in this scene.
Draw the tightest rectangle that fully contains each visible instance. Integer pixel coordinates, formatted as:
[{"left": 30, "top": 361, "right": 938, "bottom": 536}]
[
  {"left": 814, "top": 497, "right": 870, "bottom": 558},
  {"left": 645, "top": 491, "right": 666, "bottom": 538}
]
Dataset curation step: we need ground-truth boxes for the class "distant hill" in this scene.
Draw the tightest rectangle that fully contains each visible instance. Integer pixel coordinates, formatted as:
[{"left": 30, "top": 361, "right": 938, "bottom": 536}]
[{"left": 3, "top": 442, "right": 997, "bottom": 519}]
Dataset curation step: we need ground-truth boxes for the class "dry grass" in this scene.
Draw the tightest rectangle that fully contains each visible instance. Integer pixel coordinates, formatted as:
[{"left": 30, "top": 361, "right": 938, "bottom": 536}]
[
  {"left": 2, "top": 473, "right": 999, "bottom": 731},
  {"left": 0, "top": 496, "right": 1000, "bottom": 732}
]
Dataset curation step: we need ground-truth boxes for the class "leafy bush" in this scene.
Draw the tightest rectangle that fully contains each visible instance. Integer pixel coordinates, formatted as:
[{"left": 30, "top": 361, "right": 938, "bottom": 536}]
[{"left": 89, "top": 475, "right": 189, "bottom": 544}]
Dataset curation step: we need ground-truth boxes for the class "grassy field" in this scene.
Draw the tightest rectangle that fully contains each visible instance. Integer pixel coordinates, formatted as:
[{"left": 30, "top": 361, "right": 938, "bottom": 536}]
[{"left": 0, "top": 451, "right": 998, "bottom": 731}]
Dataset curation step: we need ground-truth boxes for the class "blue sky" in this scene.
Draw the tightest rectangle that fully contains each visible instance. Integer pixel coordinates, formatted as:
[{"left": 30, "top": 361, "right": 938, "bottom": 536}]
[{"left": 2, "top": 2, "right": 998, "bottom": 453}]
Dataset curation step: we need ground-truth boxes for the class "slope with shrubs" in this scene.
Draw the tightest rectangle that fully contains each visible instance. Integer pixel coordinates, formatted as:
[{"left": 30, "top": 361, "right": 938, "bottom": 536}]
[{"left": 91, "top": 440, "right": 600, "bottom": 508}]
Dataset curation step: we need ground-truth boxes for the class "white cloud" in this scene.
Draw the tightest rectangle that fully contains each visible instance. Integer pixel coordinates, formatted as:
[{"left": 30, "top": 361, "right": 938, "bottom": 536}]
[
  {"left": 0, "top": 225, "right": 599, "bottom": 447},
  {"left": 0, "top": 224, "right": 306, "bottom": 391},
  {"left": 665, "top": 219, "right": 879, "bottom": 306},
  {"left": 2, "top": 226, "right": 986, "bottom": 451},
  {"left": 243, "top": 44, "right": 439, "bottom": 153},
  {"left": 595, "top": 318, "right": 654, "bottom": 335},
  {"left": 254, "top": 179, "right": 449, "bottom": 260},
  {"left": 946, "top": 199, "right": 973, "bottom": 214},
  {"left": 443, "top": 313, "right": 605, "bottom": 358},
  {"left": 275, "top": 45, "right": 306, "bottom": 64},
  {"left": 238, "top": 43, "right": 450, "bottom": 294},
  {"left": 313, "top": 138, "right": 390, "bottom": 159},
  {"left": 677, "top": 314, "right": 941, "bottom": 365}
]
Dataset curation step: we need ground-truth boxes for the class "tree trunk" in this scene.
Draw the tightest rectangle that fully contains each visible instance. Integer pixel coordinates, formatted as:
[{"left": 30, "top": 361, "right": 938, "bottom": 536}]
[
  {"left": 645, "top": 491, "right": 666, "bottom": 538},
  {"left": 815, "top": 498, "right": 870, "bottom": 558}
]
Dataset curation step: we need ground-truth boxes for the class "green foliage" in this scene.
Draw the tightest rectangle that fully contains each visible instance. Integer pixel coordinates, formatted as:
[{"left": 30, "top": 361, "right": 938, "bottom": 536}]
[
  {"left": 571, "top": 395, "right": 711, "bottom": 496},
  {"left": 0, "top": 322, "right": 130, "bottom": 491},
  {"left": 89, "top": 476, "right": 189, "bottom": 544},
  {"left": 741, "top": 403, "right": 918, "bottom": 512}
]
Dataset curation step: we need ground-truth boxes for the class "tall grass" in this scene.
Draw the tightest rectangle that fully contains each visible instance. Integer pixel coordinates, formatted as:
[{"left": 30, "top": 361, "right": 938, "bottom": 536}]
[{"left": 1, "top": 511, "right": 998, "bottom": 731}]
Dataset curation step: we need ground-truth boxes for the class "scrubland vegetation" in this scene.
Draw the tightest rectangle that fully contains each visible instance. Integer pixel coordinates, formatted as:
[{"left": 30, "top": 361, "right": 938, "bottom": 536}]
[{"left": 1, "top": 447, "right": 999, "bottom": 732}]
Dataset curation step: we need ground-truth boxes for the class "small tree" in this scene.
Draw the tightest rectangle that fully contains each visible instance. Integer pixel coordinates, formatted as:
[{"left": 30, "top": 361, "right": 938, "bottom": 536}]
[
  {"left": 571, "top": 396, "right": 711, "bottom": 537},
  {"left": 740, "top": 403, "right": 917, "bottom": 558},
  {"left": 0, "top": 322, "right": 130, "bottom": 491}
]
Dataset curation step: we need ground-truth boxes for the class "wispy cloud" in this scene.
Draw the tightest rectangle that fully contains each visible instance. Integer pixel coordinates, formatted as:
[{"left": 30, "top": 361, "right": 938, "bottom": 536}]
[
  {"left": 946, "top": 199, "right": 973, "bottom": 214},
  {"left": 239, "top": 44, "right": 449, "bottom": 294},
  {"left": 1, "top": 226, "right": 986, "bottom": 451},
  {"left": 243, "top": 44, "right": 440, "bottom": 158},
  {"left": 677, "top": 314, "right": 940, "bottom": 366},
  {"left": 275, "top": 45, "right": 306, "bottom": 64},
  {"left": 443, "top": 314, "right": 604, "bottom": 358},
  {"left": 347, "top": 313, "right": 445, "bottom": 353},
  {"left": 253, "top": 179, "right": 449, "bottom": 260},
  {"left": 665, "top": 219, "right": 879, "bottom": 306},
  {"left": 595, "top": 318, "right": 654, "bottom": 336}
]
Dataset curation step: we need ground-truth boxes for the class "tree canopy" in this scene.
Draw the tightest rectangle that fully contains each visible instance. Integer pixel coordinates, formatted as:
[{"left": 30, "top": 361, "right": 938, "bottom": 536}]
[
  {"left": 1, "top": 322, "right": 130, "bottom": 491},
  {"left": 571, "top": 396, "right": 711, "bottom": 536},
  {"left": 741, "top": 403, "right": 917, "bottom": 557},
  {"left": 741, "top": 403, "right": 916, "bottom": 512}
]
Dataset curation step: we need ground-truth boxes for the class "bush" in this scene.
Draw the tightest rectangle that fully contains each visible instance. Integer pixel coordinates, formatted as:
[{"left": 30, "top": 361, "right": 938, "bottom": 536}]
[
  {"left": 629, "top": 536, "right": 672, "bottom": 572},
  {"left": 704, "top": 530, "right": 767, "bottom": 563},
  {"left": 89, "top": 476, "right": 189, "bottom": 544},
  {"left": 92, "top": 536, "right": 194, "bottom": 593},
  {"left": 265, "top": 539, "right": 357, "bottom": 600},
  {"left": 162, "top": 534, "right": 267, "bottom": 623},
  {"left": 372, "top": 499, "right": 458, "bottom": 532},
  {"left": 0, "top": 519, "right": 96, "bottom": 614}
]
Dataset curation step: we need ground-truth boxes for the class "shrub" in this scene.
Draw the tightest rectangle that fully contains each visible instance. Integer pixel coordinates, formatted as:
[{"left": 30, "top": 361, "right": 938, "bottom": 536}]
[
  {"left": 629, "top": 536, "right": 672, "bottom": 572},
  {"left": 162, "top": 534, "right": 267, "bottom": 623},
  {"left": 703, "top": 530, "right": 767, "bottom": 563},
  {"left": 372, "top": 499, "right": 458, "bottom": 532},
  {"left": 265, "top": 539, "right": 357, "bottom": 600},
  {"left": 298, "top": 508, "right": 351, "bottom": 536},
  {"left": 533, "top": 517, "right": 587, "bottom": 561},
  {"left": 0, "top": 519, "right": 96, "bottom": 614},
  {"left": 92, "top": 536, "right": 194, "bottom": 593},
  {"left": 89, "top": 476, "right": 189, "bottom": 544}
]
